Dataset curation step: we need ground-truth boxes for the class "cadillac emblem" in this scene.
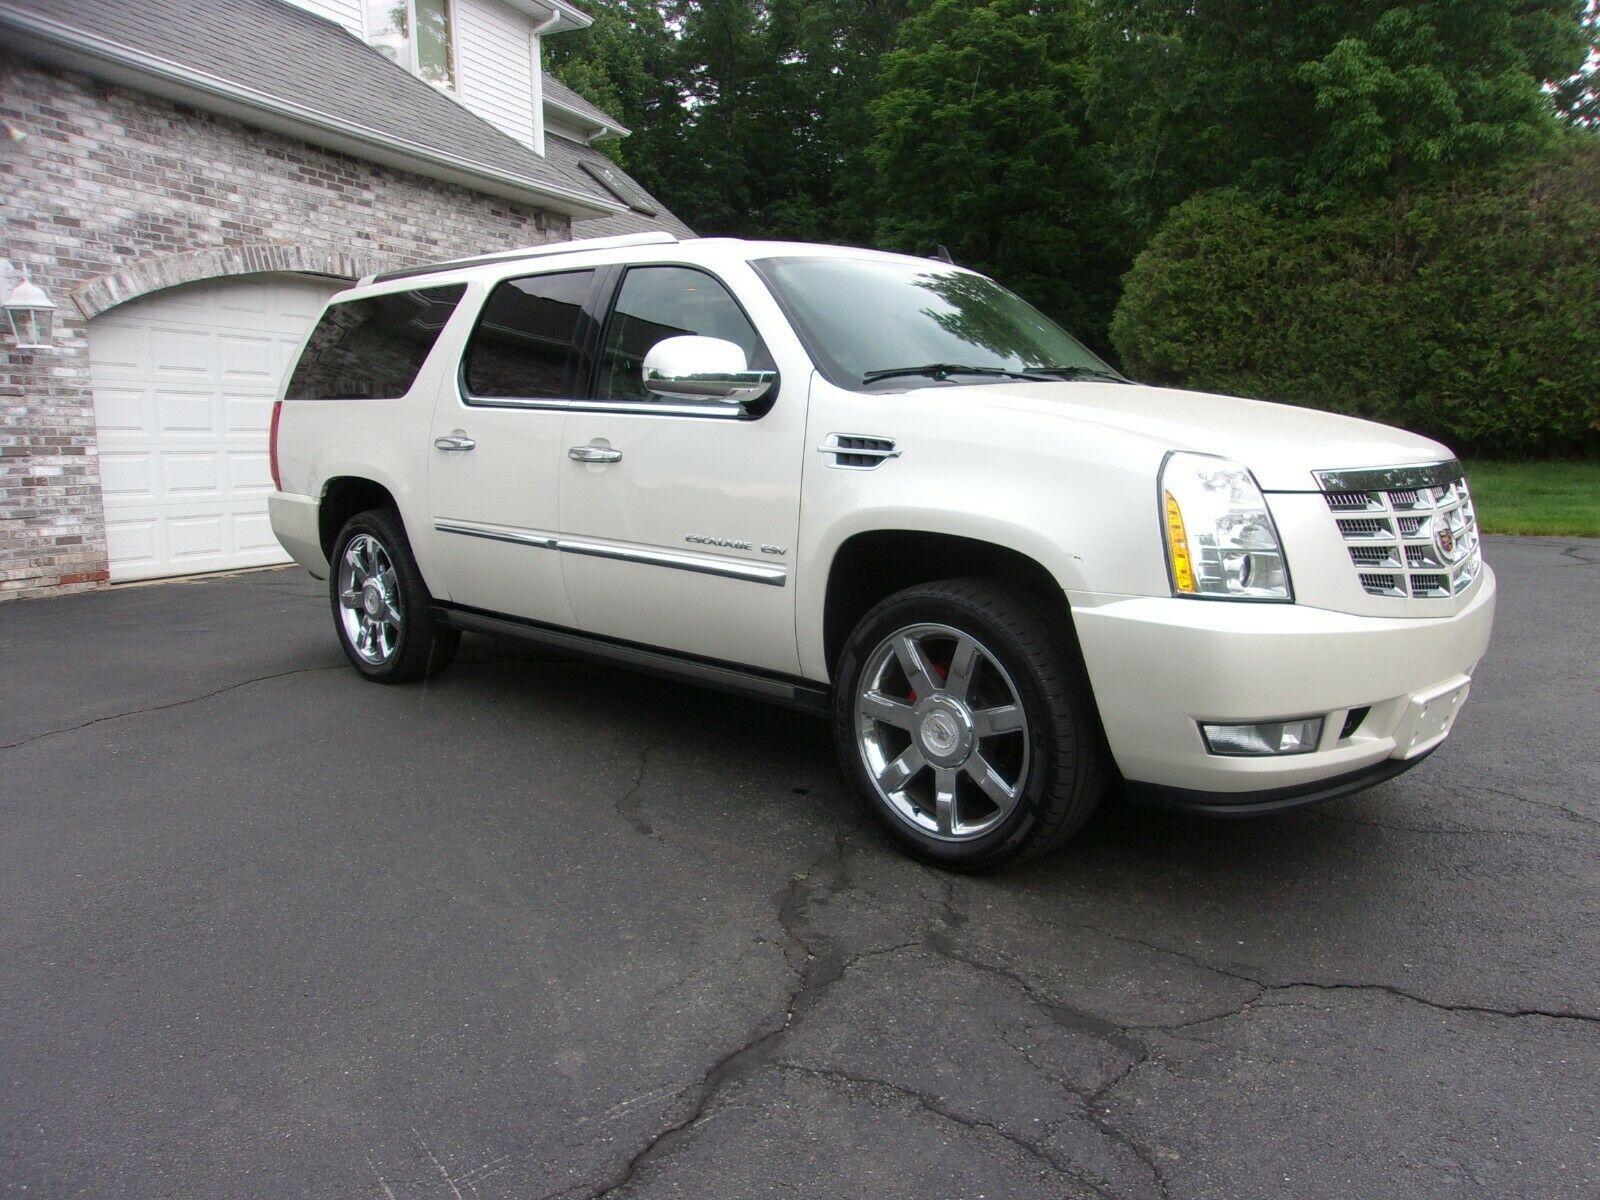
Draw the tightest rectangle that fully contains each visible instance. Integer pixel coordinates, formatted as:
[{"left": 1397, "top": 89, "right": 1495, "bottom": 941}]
[{"left": 1434, "top": 522, "right": 1459, "bottom": 562}]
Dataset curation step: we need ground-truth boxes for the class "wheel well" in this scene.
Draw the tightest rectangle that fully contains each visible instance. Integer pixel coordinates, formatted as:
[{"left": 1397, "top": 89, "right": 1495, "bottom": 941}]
[
  {"left": 319, "top": 477, "right": 398, "bottom": 559},
  {"left": 823, "top": 531, "right": 1071, "bottom": 672}
]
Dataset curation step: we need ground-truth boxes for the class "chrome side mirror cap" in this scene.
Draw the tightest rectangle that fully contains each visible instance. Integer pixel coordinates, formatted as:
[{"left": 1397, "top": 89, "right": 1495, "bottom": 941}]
[{"left": 642, "top": 335, "right": 775, "bottom": 409}]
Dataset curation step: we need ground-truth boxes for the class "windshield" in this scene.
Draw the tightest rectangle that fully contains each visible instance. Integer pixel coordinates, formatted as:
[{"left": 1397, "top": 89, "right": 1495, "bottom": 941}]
[{"left": 752, "top": 255, "right": 1119, "bottom": 390}]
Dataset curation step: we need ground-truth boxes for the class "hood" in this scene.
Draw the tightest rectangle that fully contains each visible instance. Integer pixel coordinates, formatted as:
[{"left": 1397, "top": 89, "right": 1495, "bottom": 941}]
[{"left": 968, "top": 381, "right": 1453, "bottom": 491}]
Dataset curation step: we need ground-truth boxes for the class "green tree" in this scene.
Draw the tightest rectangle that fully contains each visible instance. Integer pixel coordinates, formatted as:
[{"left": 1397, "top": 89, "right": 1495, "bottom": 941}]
[
  {"left": 543, "top": 0, "right": 683, "bottom": 184},
  {"left": 869, "top": 0, "right": 1132, "bottom": 350},
  {"left": 1091, "top": 0, "right": 1592, "bottom": 233},
  {"left": 1110, "top": 141, "right": 1600, "bottom": 456},
  {"left": 1552, "top": 0, "right": 1599, "bottom": 126}
]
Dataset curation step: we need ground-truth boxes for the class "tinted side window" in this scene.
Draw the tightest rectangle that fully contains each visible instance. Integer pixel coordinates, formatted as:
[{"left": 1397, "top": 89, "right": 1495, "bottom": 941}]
[
  {"left": 285, "top": 285, "right": 465, "bottom": 400},
  {"left": 597, "top": 267, "right": 769, "bottom": 402},
  {"left": 463, "top": 269, "right": 595, "bottom": 400}
]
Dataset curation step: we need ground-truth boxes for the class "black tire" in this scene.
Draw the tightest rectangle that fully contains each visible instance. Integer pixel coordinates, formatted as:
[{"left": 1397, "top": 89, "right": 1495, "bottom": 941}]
[
  {"left": 832, "top": 579, "right": 1108, "bottom": 869},
  {"left": 329, "top": 508, "right": 459, "bottom": 684}
]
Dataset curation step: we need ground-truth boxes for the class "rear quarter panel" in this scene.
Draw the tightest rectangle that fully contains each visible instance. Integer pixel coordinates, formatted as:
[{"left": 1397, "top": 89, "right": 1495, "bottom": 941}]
[{"left": 272, "top": 282, "right": 486, "bottom": 598}]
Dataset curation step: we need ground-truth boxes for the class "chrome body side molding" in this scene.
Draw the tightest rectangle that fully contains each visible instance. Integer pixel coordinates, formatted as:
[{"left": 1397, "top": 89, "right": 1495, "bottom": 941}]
[
  {"left": 434, "top": 521, "right": 787, "bottom": 586},
  {"left": 433, "top": 520, "right": 558, "bottom": 550},
  {"left": 558, "top": 536, "right": 787, "bottom": 586}
]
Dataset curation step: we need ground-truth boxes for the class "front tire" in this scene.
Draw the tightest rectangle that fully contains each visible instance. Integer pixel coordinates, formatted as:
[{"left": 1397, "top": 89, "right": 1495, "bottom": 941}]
[
  {"left": 832, "top": 579, "right": 1108, "bottom": 869},
  {"left": 330, "top": 508, "right": 459, "bottom": 683}
]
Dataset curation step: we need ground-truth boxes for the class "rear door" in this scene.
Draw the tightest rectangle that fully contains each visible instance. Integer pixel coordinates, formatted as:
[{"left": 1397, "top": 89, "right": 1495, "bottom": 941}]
[
  {"left": 557, "top": 262, "right": 808, "bottom": 675},
  {"left": 427, "top": 268, "right": 599, "bottom": 623}
]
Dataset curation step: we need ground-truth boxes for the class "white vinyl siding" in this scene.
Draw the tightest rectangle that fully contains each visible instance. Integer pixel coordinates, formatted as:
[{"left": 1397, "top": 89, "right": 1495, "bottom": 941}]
[
  {"left": 282, "top": 0, "right": 365, "bottom": 38},
  {"left": 454, "top": 0, "right": 537, "bottom": 148}
]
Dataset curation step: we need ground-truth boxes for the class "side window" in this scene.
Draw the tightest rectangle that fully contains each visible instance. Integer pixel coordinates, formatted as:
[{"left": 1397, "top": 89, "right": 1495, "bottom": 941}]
[
  {"left": 463, "top": 269, "right": 595, "bottom": 401},
  {"left": 596, "top": 266, "right": 771, "bottom": 402},
  {"left": 285, "top": 285, "right": 465, "bottom": 400}
]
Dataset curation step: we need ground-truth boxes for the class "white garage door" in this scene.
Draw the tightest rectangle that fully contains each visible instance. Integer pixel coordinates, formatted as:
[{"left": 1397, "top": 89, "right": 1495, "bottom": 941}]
[{"left": 88, "top": 273, "right": 344, "bottom": 582}]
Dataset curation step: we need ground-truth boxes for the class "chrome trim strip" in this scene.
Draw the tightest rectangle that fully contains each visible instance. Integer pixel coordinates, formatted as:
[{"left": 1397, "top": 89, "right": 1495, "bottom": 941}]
[
  {"left": 566, "top": 398, "right": 747, "bottom": 419},
  {"left": 1313, "top": 459, "right": 1464, "bottom": 493},
  {"left": 458, "top": 397, "right": 749, "bottom": 419},
  {"left": 436, "top": 521, "right": 787, "bottom": 586},
  {"left": 434, "top": 521, "right": 558, "bottom": 550},
  {"left": 462, "top": 396, "right": 568, "bottom": 411},
  {"left": 558, "top": 537, "right": 788, "bottom": 586}
]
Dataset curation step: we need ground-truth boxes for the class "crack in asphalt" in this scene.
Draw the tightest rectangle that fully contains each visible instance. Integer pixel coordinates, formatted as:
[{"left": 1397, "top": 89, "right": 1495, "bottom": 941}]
[
  {"left": 0, "top": 648, "right": 594, "bottom": 757},
  {"left": 0, "top": 665, "right": 347, "bottom": 752},
  {"left": 583, "top": 819, "right": 871, "bottom": 1198},
  {"left": 921, "top": 931, "right": 1174, "bottom": 1198},
  {"left": 1558, "top": 542, "right": 1599, "bottom": 567},
  {"left": 1076, "top": 916, "right": 1600, "bottom": 1027},
  {"left": 1467, "top": 783, "right": 1600, "bottom": 832},
  {"left": 558, "top": 782, "right": 1594, "bottom": 1199},
  {"left": 1175, "top": 976, "right": 1599, "bottom": 1027},
  {"left": 572, "top": 833, "right": 1183, "bottom": 1200},
  {"left": 614, "top": 743, "right": 660, "bottom": 837},
  {"left": 771, "top": 1062, "right": 1118, "bottom": 1200}
]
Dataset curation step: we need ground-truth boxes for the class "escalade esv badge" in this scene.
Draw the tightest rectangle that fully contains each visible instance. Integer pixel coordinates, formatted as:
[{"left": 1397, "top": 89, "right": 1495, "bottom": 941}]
[{"left": 686, "top": 534, "right": 753, "bottom": 551}]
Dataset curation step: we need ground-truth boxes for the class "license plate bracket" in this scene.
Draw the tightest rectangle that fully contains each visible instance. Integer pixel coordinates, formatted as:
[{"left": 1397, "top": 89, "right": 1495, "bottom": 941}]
[{"left": 1393, "top": 675, "right": 1472, "bottom": 759}]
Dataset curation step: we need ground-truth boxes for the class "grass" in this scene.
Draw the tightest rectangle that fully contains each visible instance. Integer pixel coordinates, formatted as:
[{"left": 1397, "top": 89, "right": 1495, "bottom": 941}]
[{"left": 1464, "top": 460, "right": 1600, "bottom": 538}]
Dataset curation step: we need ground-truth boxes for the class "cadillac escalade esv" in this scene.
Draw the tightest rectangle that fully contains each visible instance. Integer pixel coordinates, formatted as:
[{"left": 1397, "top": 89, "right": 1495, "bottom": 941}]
[{"left": 268, "top": 231, "right": 1495, "bottom": 868}]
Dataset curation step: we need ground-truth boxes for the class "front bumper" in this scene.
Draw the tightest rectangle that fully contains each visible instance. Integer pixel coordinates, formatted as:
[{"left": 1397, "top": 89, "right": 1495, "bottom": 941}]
[{"left": 1069, "top": 567, "right": 1496, "bottom": 806}]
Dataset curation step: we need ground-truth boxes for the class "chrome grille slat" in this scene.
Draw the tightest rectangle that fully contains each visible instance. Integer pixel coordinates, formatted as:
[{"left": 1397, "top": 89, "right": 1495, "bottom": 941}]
[{"left": 1318, "top": 465, "right": 1481, "bottom": 600}]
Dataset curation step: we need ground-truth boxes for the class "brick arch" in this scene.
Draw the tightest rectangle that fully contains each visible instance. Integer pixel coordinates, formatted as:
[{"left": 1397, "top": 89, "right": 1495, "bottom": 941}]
[{"left": 72, "top": 244, "right": 390, "bottom": 319}]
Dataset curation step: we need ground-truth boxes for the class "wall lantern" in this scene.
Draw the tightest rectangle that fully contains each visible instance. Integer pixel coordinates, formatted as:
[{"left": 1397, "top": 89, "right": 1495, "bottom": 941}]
[{"left": 0, "top": 261, "right": 58, "bottom": 351}]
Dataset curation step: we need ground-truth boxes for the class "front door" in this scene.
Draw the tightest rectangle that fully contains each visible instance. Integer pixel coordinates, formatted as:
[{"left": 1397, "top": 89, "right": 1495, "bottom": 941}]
[
  {"left": 558, "top": 264, "right": 807, "bottom": 675},
  {"left": 427, "top": 268, "right": 597, "bottom": 624}
]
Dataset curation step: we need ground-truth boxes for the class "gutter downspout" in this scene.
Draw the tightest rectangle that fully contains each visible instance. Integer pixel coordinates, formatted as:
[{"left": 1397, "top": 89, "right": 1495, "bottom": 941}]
[{"left": 529, "top": 7, "right": 563, "bottom": 157}]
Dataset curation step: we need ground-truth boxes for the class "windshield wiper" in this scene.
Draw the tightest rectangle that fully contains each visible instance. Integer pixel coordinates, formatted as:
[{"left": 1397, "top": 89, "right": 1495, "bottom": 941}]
[
  {"left": 1024, "top": 364, "right": 1128, "bottom": 383},
  {"left": 862, "top": 363, "right": 1049, "bottom": 384}
]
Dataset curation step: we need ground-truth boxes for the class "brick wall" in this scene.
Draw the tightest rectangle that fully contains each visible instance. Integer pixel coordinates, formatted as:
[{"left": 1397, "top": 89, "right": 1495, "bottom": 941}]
[{"left": 0, "top": 58, "right": 569, "bottom": 599}]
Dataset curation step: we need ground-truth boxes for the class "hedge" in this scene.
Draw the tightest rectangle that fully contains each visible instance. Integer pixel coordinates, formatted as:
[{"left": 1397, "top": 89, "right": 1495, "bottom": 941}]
[{"left": 1109, "top": 141, "right": 1600, "bottom": 458}]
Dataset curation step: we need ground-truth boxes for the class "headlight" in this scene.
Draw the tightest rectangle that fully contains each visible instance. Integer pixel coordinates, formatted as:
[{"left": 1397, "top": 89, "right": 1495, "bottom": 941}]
[{"left": 1160, "top": 452, "right": 1291, "bottom": 600}]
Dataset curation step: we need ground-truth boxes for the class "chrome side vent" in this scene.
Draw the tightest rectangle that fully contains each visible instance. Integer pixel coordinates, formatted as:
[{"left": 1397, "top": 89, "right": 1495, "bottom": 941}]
[{"left": 819, "top": 433, "right": 900, "bottom": 470}]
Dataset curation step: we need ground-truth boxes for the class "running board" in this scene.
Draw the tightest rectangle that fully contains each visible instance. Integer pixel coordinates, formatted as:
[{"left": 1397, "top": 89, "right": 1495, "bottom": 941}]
[{"left": 431, "top": 603, "right": 831, "bottom": 715}]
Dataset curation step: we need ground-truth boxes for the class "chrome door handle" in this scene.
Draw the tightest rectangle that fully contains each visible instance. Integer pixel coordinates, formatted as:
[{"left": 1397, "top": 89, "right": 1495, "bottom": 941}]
[
  {"left": 434, "top": 433, "right": 476, "bottom": 452},
  {"left": 568, "top": 444, "right": 622, "bottom": 464}
]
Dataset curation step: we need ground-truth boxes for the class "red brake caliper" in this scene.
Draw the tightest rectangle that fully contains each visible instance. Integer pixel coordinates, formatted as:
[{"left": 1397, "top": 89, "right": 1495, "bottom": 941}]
[{"left": 908, "top": 653, "right": 951, "bottom": 705}]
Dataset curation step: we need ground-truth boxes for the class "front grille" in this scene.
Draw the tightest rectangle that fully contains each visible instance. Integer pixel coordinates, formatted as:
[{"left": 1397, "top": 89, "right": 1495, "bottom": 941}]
[{"left": 1317, "top": 464, "right": 1481, "bottom": 599}]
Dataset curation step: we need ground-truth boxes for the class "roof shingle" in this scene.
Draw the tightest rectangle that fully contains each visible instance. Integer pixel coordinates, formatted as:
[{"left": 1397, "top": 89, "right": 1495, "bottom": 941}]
[
  {"left": 548, "top": 136, "right": 695, "bottom": 239},
  {"left": 543, "top": 73, "right": 628, "bottom": 135}
]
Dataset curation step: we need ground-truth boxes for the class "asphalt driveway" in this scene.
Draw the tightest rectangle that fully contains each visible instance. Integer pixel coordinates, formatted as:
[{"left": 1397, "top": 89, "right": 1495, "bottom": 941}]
[{"left": 2, "top": 536, "right": 1597, "bottom": 1199}]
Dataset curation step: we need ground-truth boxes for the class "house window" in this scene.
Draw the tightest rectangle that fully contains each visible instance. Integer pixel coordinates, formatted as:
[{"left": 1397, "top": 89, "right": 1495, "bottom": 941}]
[{"left": 365, "top": 0, "right": 456, "bottom": 90}]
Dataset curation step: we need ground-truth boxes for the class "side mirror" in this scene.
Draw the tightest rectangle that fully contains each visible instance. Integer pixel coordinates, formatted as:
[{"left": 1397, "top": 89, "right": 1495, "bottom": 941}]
[{"left": 642, "top": 335, "right": 775, "bottom": 409}]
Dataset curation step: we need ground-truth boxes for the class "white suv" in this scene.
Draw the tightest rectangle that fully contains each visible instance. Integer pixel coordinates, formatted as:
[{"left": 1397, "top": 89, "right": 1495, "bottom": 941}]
[{"left": 269, "top": 231, "right": 1495, "bottom": 868}]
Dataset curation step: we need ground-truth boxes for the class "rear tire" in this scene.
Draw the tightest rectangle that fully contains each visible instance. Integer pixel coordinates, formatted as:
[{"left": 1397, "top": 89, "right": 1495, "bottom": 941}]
[
  {"left": 832, "top": 579, "right": 1107, "bottom": 869},
  {"left": 329, "top": 508, "right": 459, "bottom": 684}
]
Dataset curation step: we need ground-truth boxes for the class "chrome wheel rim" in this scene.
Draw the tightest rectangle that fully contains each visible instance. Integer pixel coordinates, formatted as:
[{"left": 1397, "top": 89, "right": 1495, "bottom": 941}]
[
  {"left": 855, "top": 623, "right": 1030, "bottom": 842},
  {"left": 337, "top": 533, "right": 402, "bottom": 665}
]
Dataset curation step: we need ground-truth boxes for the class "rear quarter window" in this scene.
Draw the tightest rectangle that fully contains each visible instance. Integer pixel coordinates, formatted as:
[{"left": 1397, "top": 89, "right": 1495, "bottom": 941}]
[{"left": 285, "top": 284, "right": 466, "bottom": 400}]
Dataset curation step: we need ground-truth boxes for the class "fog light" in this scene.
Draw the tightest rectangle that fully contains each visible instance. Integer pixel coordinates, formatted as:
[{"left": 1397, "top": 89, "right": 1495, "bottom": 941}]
[{"left": 1201, "top": 718, "right": 1323, "bottom": 756}]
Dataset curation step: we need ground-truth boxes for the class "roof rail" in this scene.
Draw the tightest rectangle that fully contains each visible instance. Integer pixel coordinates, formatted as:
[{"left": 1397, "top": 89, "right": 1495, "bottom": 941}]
[{"left": 359, "top": 230, "right": 679, "bottom": 287}]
